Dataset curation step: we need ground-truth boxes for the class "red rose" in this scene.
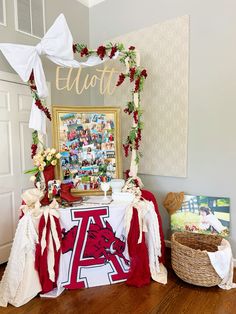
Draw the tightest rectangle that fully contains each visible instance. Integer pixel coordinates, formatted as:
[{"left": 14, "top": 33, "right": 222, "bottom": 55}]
[
  {"left": 29, "top": 71, "right": 34, "bottom": 82},
  {"left": 137, "top": 128, "right": 142, "bottom": 140},
  {"left": 124, "top": 107, "right": 133, "bottom": 115},
  {"left": 129, "top": 67, "right": 136, "bottom": 82},
  {"left": 97, "top": 45, "right": 106, "bottom": 60},
  {"left": 135, "top": 137, "right": 139, "bottom": 150},
  {"left": 125, "top": 169, "right": 130, "bottom": 180},
  {"left": 129, "top": 46, "right": 135, "bottom": 51},
  {"left": 44, "top": 107, "right": 52, "bottom": 121},
  {"left": 133, "top": 110, "right": 138, "bottom": 124},
  {"left": 109, "top": 46, "right": 117, "bottom": 59},
  {"left": 35, "top": 99, "right": 51, "bottom": 121},
  {"left": 31, "top": 143, "right": 37, "bottom": 159},
  {"left": 81, "top": 47, "right": 89, "bottom": 57},
  {"left": 35, "top": 99, "right": 42, "bottom": 109},
  {"left": 141, "top": 69, "right": 148, "bottom": 79},
  {"left": 72, "top": 44, "right": 77, "bottom": 53},
  {"left": 123, "top": 144, "right": 129, "bottom": 157},
  {"left": 134, "top": 77, "right": 141, "bottom": 92},
  {"left": 116, "top": 73, "right": 126, "bottom": 86}
]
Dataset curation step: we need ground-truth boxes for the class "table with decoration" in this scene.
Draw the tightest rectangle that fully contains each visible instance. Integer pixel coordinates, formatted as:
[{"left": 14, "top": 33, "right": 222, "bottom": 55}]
[{"left": 0, "top": 189, "right": 167, "bottom": 307}]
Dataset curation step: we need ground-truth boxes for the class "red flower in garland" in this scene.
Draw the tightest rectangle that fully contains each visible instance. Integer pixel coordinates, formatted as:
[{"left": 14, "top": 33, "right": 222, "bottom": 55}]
[
  {"left": 72, "top": 44, "right": 77, "bottom": 53},
  {"left": 123, "top": 144, "right": 130, "bottom": 157},
  {"left": 134, "top": 77, "right": 141, "bottom": 92},
  {"left": 134, "top": 128, "right": 142, "bottom": 151},
  {"left": 125, "top": 169, "right": 130, "bottom": 180},
  {"left": 135, "top": 137, "right": 140, "bottom": 150},
  {"left": 80, "top": 47, "right": 89, "bottom": 57},
  {"left": 116, "top": 73, "right": 126, "bottom": 86},
  {"left": 44, "top": 107, "right": 52, "bottom": 121},
  {"left": 137, "top": 128, "right": 142, "bottom": 141},
  {"left": 97, "top": 45, "right": 106, "bottom": 60},
  {"left": 29, "top": 71, "right": 34, "bottom": 82},
  {"left": 35, "top": 99, "right": 43, "bottom": 109},
  {"left": 129, "top": 46, "right": 135, "bottom": 51},
  {"left": 124, "top": 108, "right": 131, "bottom": 115},
  {"left": 35, "top": 99, "right": 51, "bottom": 121},
  {"left": 133, "top": 178, "right": 140, "bottom": 187},
  {"left": 31, "top": 143, "right": 37, "bottom": 159},
  {"left": 129, "top": 67, "right": 136, "bottom": 82},
  {"left": 141, "top": 69, "right": 148, "bottom": 79},
  {"left": 109, "top": 46, "right": 117, "bottom": 59},
  {"left": 133, "top": 110, "right": 138, "bottom": 124}
]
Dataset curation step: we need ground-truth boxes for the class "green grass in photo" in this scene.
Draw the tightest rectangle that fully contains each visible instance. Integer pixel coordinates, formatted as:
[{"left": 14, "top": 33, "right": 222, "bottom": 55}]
[
  {"left": 171, "top": 211, "right": 201, "bottom": 231},
  {"left": 216, "top": 198, "right": 230, "bottom": 207}
]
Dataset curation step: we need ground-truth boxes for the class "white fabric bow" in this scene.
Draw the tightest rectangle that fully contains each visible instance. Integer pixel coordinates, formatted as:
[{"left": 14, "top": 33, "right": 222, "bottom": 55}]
[
  {"left": 0, "top": 13, "right": 119, "bottom": 133},
  {"left": 0, "top": 14, "right": 80, "bottom": 98},
  {"left": 0, "top": 14, "right": 80, "bottom": 134}
]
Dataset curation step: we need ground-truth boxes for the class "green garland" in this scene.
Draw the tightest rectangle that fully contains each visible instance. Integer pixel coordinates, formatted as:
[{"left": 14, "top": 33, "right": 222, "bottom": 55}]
[
  {"left": 29, "top": 42, "right": 148, "bottom": 169},
  {"left": 73, "top": 42, "right": 148, "bottom": 166}
]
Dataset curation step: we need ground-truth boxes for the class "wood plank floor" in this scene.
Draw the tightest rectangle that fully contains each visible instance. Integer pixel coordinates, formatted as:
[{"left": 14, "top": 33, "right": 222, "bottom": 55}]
[{"left": 0, "top": 253, "right": 235, "bottom": 314}]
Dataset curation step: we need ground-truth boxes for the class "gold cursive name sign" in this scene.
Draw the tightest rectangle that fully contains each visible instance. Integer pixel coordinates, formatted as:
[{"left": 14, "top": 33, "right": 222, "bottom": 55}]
[{"left": 56, "top": 66, "right": 119, "bottom": 95}]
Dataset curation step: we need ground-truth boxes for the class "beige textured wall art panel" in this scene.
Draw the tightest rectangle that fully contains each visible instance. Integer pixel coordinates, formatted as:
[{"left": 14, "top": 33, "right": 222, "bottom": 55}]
[{"left": 104, "top": 15, "right": 189, "bottom": 177}]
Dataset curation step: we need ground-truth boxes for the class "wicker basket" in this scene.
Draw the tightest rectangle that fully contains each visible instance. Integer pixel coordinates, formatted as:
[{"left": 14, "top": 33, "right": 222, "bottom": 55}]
[{"left": 171, "top": 232, "right": 222, "bottom": 287}]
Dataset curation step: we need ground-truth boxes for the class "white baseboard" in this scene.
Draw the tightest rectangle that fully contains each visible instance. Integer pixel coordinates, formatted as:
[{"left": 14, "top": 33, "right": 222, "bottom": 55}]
[{"left": 164, "top": 239, "right": 236, "bottom": 268}]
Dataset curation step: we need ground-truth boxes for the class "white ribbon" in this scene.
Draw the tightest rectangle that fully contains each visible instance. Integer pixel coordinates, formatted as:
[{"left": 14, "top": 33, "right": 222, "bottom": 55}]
[
  {"left": 20, "top": 187, "right": 44, "bottom": 218},
  {"left": 40, "top": 199, "right": 60, "bottom": 283},
  {"left": 28, "top": 102, "right": 47, "bottom": 134},
  {"left": 0, "top": 14, "right": 79, "bottom": 134}
]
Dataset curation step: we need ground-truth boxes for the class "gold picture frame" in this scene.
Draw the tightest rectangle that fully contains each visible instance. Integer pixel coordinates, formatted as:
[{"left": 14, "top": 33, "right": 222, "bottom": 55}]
[{"left": 52, "top": 106, "right": 122, "bottom": 196}]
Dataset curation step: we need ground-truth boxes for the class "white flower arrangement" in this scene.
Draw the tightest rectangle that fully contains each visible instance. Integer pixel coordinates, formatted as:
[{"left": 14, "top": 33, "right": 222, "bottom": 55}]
[{"left": 25, "top": 148, "right": 61, "bottom": 176}]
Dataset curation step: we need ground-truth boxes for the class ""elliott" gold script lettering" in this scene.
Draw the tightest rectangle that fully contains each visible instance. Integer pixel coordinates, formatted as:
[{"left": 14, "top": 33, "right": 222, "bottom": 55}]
[{"left": 56, "top": 66, "right": 119, "bottom": 95}]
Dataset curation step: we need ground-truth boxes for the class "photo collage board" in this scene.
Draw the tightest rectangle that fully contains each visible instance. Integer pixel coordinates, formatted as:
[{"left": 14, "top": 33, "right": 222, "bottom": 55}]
[{"left": 53, "top": 107, "right": 121, "bottom": 194}]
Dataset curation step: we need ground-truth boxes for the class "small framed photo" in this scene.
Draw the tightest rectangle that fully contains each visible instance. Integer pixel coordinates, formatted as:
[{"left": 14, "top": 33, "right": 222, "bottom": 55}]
[
  {"left": 48, "top": 179, "right": 61, "bottom": 198},
  {"left": 52, "top": 106, "right": 122, "bottom": 195}
]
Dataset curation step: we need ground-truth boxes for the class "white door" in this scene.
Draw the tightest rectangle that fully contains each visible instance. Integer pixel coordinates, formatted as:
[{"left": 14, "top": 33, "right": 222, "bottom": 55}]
[{"left": 0, "top": 79, "right": 34, "bottom": 263}]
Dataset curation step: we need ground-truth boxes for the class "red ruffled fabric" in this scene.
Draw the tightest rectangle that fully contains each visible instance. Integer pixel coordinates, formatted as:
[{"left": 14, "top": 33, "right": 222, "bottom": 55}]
[
  {"left": 126, "top": 189, "right": 165, "bottom": 287},
  {"left": 35, "top": 214, "right": 62, "bottom": 293},
  {"left": 126, "top": 207, "right": 151, "bottom": 286}
]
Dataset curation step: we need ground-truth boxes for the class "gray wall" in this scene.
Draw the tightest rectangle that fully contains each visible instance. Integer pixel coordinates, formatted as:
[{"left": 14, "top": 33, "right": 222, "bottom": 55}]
[
  {"left": 0, "top": 0, "right": 90, "bottom": 105},
  {"left": 89, "top": 0, "right": 236, "bottom": 255}
]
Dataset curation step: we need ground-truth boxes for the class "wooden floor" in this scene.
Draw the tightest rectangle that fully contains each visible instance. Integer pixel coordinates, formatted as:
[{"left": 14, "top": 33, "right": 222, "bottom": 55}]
[{"left": 0, "top": 254, "right": 236, "bottom": 314}]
